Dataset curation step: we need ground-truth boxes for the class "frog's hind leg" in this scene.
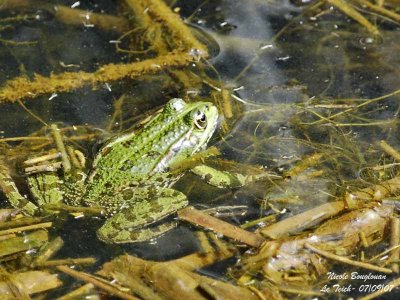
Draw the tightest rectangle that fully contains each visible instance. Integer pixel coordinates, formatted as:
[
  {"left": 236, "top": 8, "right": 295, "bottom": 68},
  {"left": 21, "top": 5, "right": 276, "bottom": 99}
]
[{"left": 96, "top": 187, "right": 188, "bottom": 244}]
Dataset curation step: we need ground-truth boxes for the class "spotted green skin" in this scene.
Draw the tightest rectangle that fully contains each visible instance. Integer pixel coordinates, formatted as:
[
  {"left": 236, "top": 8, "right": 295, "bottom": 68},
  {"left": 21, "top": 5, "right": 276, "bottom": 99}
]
[{"left": 28, "top": 99, "right": 219, "bottom": 243}]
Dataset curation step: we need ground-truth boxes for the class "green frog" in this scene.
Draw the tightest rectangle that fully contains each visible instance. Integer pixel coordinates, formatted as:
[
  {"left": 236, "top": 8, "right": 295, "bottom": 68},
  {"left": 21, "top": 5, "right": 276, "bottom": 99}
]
[{"left": 0, "top": 98, "right": 252, "bottom": 243}]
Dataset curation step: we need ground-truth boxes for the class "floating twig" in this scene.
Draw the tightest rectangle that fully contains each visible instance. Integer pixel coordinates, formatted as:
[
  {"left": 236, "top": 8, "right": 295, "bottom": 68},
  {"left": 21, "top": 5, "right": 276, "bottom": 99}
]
[
  {"left": 31, "top": 237, "right": 64, "bottom": 267},
  {"left": 52, "top": 5, "right": 130, "bottom": 32},
  {"left": 57, "top": 265, "right": 139, "bottom": 300},
  {"left": 0, "top": 270, "right": 61, "bottom": 297},
  {"left": 327, "top": 0, "right": 379, "bottom": 35},
  {"left": 305, "top": 243, "right": 392, "bottom": 274},
  {"left": 195, "top": 231, "right": 213, "bottom": 254},
  {"left": 136, "top": 0, "right": 208, "bottom": 54},
  {"left": 38, "top": 257, "right": 96, "bottom": 267},
  {"left": 24, "top": 152, "right": 61, "bottom": 166},
  {"left": 0, "top": 52, "right": 200, "bottom": 103},
  {"left": 240, "top": 214, "right": 277, "bottom": 229},
  {"left": 379, "top": 140, "right": 400, "bottom": 161},
  {"left": 0, "top": 222, "right": 52, "bottom": 236},
  {"left": 368, "top": 244, "right": 400, "bottom": 263},
  {"left": 170, "top": 248, "right": 234, "bottom": 271},
  {"left": 346, "top": 175, "right": 400, "bottom": 203},
  {"left": 353, "top": 0, "right": 400, "bottom": 23},
  {"left": 147, "top": 263, "right": 259, "bottom": 300},
  {"left": 284, "top": 152, "right": 323, "bottom": 178},
  {"left": 50, "top": 124, "right": 71, "bottom": 172},
  {"left": 178, "top": 206, "right": 265, "bottom": 247},
  {"left": 260, "top": 201, "right": 345, "bottom": 239},
  {"left": 0, "top": 217, "right": 44, "bottom": 230},
  {"left": 57, "top": 283, "right": 95, "bottom": 300},
  {"left": 0, "top": 230, "right": 48, "bottom": 257},
  {"left": 207, "top": 232, "right": 232, "bottom": 257},
  {"left": 0, "top": 0, "right": 208, "bottom": 103},
  {"left": 24, "top": 162, "right": 62, "bottom": 174}
]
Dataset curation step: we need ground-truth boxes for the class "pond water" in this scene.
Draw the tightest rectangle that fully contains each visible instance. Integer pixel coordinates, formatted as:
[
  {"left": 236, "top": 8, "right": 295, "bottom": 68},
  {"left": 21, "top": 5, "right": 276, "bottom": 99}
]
[{"left": 0, "top": 0, "right": 400, "bottom": 299}]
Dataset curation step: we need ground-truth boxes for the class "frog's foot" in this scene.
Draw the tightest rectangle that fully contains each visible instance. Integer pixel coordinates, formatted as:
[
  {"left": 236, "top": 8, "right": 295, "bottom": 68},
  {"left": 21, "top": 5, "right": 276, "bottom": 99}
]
[
  {"left": 191, "top": 165, "right": 277, "bottom": 189},
  {"left": 27, "top": 170, "right": 86, "bottom": 208},
  {"left": 96, "top": 187, "right": 188, "bottom": 243},
  {"left": 191, "top": 165, "right": 250, "bottom": 188},
  {"left": 27, "top": 172, "right": 64, "bottom": 207}
]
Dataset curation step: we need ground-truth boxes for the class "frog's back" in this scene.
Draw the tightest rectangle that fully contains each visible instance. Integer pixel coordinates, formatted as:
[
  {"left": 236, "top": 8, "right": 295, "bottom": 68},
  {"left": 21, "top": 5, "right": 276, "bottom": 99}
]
[{"left": 85, "top": 99, "right": 213, "bottom": 199}]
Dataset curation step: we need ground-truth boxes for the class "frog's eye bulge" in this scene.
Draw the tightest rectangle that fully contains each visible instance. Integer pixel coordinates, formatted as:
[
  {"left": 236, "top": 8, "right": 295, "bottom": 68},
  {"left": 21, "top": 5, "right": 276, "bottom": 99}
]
[
  {"left": 194, "top": 110, "right": 207, "bottom": 129},
  {"left": 166, "top": 98, "right": 186, "bottom": 113}
]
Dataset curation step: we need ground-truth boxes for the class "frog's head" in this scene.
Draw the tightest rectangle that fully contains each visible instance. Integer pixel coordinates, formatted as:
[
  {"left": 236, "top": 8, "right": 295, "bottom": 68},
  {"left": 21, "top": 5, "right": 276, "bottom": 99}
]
[
  {"left": 141, "top": 98, "right": 219, "bottom": 174},
  {"left": 163, "top": 98, "right": 219, "bottom": 156}
]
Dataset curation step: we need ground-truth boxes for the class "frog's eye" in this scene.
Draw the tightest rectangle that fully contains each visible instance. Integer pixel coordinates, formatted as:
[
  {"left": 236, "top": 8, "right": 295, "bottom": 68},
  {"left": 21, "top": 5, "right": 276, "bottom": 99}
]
[{"left": 194, "top": 110, "right": 207, "bottom": 129}]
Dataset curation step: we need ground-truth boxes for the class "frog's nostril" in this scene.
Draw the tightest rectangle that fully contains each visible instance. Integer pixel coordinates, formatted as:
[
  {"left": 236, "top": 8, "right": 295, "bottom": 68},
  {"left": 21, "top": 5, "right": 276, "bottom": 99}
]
[{"left": 205, "top": 105, "right": 209, "bottom": 110}]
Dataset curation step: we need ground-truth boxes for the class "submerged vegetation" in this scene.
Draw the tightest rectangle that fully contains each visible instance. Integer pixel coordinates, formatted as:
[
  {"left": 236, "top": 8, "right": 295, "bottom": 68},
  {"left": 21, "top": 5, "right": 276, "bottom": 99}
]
[{"left": 0, "top": 0, "right": 400, "bottom": 299}]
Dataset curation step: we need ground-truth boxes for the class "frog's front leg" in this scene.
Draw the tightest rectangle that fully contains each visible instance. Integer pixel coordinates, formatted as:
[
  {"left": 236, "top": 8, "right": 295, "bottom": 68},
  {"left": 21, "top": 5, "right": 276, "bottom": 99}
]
[
  {"left": 96, "top": 187, "right": 188, "bottom": 243},
  {"left": 191, "top": 165, "right": 267, "bottom": 188}
]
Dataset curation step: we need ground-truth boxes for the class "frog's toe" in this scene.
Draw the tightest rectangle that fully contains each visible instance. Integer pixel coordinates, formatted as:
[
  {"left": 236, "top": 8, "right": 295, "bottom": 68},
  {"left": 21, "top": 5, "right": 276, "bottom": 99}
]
[{"left": 97, "top": 221, "right": 176, "bottom": 243}]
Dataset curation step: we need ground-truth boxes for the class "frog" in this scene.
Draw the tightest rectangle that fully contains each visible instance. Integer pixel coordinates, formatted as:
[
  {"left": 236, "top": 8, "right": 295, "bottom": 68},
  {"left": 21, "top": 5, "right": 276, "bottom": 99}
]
[{"left": 0, "top": 98, "right": 255, "bottom": 243}]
